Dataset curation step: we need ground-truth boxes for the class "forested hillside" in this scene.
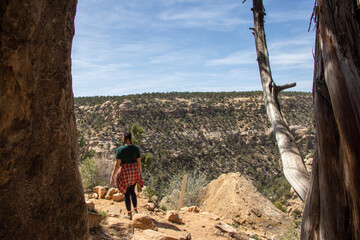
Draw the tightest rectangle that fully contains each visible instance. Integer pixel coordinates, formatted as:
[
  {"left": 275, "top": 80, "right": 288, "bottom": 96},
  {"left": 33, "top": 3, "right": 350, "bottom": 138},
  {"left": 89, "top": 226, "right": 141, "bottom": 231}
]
[{"left": 75, "top": 91, "right": 314, "bottom": 207}]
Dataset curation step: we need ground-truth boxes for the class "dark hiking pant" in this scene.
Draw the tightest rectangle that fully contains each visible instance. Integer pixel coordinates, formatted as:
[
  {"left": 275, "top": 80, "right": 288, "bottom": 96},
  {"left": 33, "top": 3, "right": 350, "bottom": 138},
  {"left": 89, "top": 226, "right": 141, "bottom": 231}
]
[{"left": 125, "top": 184, "right": 137, "bottom": 211}]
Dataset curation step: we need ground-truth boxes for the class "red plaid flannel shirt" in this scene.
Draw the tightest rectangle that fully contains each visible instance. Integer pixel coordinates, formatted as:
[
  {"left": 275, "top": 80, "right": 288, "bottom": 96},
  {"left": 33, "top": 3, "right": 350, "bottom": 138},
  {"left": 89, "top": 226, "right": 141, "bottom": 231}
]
[{"left": 116, "top": 163, "right": 143, "bottom": 194}]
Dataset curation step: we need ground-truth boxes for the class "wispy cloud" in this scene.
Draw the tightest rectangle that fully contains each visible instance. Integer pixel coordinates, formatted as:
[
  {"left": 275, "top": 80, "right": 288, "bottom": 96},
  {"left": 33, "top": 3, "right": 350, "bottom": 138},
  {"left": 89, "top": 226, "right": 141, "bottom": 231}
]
[
  {"left": 267, "top": 10, "right": 312, "bottom": 23},
  {"left": 205, "top": 50, "right": 256, "bottom": 66},
  {"left": 158, "top": 3, "right": 250, "bottom": 29},
  {"left": 72, "top": 0, "right": 315, "bottom": 96}
]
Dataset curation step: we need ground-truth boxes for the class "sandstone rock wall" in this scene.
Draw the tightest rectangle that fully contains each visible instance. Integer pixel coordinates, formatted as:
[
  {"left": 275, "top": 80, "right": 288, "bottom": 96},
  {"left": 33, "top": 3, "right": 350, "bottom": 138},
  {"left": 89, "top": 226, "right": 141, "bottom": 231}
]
[{"left": 0, "top": 1, "right": 88, "bottom": 239}]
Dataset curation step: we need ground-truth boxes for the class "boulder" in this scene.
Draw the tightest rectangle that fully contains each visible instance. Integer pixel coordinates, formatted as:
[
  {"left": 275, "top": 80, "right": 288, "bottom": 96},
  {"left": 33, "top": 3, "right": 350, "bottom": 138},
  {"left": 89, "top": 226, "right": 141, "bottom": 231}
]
[
  {"left": 145, "top": 202, "right": 156, "bottom": 211},
  {"left": 105, "top": 188, "right": 117, "bottom": 200},
  {"left": 132, "top": 214, "right": 158, "bottom": 231},
  {"left": 199, "top": 173, "right": 291, "bottom": 239},
  {"left": 113, "top": 193, "right": 124, "bottom": 202},
  {"left": 166, "top": 211, "right": 183, "bottom": 224},
  {"left": 135, "top": 229, "right": 177, "bottom": 240},
  {"left": 93, "top": 186, "right": 106, "bottom": 198}
]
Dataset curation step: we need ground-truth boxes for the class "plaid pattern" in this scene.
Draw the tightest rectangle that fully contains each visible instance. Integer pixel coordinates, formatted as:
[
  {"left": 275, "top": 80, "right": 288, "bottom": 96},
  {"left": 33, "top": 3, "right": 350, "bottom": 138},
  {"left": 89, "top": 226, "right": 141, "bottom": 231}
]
[{"left": 116, "top": 163, "right": 143, "bottom": 194}]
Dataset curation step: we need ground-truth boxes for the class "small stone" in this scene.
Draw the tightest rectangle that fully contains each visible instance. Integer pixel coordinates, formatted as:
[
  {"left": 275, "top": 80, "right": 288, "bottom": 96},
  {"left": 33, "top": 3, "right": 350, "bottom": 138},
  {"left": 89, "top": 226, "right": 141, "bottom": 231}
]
[
  {"left": 250, "top": 208, "right": 261, "bottom": 217},
  {"left": 151, "top": 195, "right": 158, "bottom": 204},
  {"left": 187, "top": 206, "right": 199, "bottom": 212},
  {"left": 113, "top": 193, "right": 124, "bottom": 202},
  {"left": 215, "top": 222, "right": 237, "bottom": 234},
  {"left": 105, "top": 188, "right": 117, "bottom": 200},
  {"left": 145, "top": 202, "right": 156, "bottom": 211},
  {"left": 166, "top": 211, "right": 182, "bottom": 224},
  {"left": 132, "top": 214, "right": 158, "bottom": 231},
  {"left": 88, "top": 192, "right": 99, "bottom": 199}
]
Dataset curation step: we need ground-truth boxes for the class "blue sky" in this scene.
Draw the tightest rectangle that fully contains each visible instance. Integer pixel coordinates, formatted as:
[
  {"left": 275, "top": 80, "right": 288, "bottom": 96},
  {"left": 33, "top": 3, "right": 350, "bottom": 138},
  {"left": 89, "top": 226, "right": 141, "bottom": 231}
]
[{"left": 71, "top": 0, "right": 316, "bottom": 97}]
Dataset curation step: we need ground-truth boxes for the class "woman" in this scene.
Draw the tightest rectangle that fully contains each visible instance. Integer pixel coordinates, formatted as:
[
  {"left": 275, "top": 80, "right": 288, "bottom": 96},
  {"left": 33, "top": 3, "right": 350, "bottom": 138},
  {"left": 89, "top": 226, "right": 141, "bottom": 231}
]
[{"left": 110, "top": 131, "right": 143, "bottom": 220}]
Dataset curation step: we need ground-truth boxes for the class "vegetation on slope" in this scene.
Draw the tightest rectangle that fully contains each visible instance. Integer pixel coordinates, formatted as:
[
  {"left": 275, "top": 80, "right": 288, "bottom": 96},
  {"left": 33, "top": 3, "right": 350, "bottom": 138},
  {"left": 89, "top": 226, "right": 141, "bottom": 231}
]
[{"left": 75, "top": 91, "right": 314, "bottom": 205}]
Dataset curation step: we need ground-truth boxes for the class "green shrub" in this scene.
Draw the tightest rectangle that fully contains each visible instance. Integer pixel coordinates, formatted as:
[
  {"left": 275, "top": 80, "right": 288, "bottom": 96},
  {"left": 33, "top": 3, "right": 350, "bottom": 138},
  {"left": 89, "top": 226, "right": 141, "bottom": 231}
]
[
  {"left": 274, "top": 201, "right": 287, "bottom": 212},
  {"left": 162, "top": 171, "right": 208, "bottom": 209},
  {"left": 99, "top": 210, "right": 107, "bottom": 219},
  {"left": 143, "top": 186, "right": 157, "bottom": 200},
  {"left": 282, "top": 220, "right": 300, "bottom": 239},
  {"left": 80, "top": 157, "right": 103, "bottom": 190}
]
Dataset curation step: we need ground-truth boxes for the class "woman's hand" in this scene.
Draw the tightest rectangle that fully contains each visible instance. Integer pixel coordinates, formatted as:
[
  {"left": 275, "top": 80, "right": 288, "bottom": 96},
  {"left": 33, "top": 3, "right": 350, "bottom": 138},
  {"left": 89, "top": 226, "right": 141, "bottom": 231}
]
[{"left": 110, "top": 177, "right": 114, "bottom": 186}]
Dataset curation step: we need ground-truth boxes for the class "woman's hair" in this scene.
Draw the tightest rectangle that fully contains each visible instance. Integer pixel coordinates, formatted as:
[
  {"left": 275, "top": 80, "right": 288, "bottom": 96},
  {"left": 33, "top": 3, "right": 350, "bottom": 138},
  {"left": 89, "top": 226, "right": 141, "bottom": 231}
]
[{"left": 123, "top": 131, "right": 132, "bottom": 145}]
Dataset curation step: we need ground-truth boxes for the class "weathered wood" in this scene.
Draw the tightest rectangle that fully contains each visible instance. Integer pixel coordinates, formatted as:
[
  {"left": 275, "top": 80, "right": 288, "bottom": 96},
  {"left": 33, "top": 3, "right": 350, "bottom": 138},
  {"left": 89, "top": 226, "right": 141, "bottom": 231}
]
[
  {"left": 178, "top": 175, "right": 188, "bottom": 211},
  {"left": 251, "top": 0, "right": 310, "bottom": 201},
  {"left": 302, "top": 0, "right": 360, "bottom": 239}
]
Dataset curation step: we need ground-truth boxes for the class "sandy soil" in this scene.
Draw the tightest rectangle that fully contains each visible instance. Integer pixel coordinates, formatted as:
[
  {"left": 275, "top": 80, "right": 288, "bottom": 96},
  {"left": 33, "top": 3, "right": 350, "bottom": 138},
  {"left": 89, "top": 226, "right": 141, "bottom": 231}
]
[{"left": 89, "top": 196, "right": 245, "bottom": 240}]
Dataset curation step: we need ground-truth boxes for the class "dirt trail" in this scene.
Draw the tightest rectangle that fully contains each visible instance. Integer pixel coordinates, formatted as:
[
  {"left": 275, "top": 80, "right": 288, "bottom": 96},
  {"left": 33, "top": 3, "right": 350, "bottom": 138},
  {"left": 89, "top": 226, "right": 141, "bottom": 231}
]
[{"left": 89, "top": 197, "right": 246, "bottom": 240}]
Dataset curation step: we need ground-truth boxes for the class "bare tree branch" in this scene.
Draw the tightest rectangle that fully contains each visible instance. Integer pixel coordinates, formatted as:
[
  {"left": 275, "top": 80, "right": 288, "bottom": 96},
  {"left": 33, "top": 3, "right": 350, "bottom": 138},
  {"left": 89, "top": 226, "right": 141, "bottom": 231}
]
[{"left": 251, "top": 0, "right": 310, "bottom": 202}]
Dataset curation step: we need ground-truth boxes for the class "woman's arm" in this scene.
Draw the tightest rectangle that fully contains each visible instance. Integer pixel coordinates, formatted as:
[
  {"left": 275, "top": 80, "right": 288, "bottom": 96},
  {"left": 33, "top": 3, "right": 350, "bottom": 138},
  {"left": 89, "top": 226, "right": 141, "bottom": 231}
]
[
  {"left": 110, "top": 159, "right": 121, "bottom": 186},
  {"left": 136, "top": 157, "right": 142, "bottom": 175}
]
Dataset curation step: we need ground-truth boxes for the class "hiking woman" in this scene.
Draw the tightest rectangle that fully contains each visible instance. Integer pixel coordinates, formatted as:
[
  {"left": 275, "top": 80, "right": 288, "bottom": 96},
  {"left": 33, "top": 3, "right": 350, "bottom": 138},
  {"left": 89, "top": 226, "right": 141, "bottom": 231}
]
[{"left": 110, "top": 132, "right": 143, "bottom": 220}]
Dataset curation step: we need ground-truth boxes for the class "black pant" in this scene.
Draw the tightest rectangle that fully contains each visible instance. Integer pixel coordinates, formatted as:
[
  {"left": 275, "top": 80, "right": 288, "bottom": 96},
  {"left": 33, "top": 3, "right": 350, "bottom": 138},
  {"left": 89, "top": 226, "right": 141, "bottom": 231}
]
[{"left": 125, "top": 184, "right": 137, "bottom": 211}]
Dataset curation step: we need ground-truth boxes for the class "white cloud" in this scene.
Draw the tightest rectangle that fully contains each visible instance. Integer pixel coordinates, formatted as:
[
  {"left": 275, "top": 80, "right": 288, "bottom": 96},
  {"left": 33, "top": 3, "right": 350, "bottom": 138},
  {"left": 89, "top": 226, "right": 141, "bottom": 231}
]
[
  {"left": 158, "top": 3, "right": 250, "bottom": 29},
  {"left": 205, "top": 50, "right": 257, "bottom": 66},
  {"left": 267, "top": 10, "right": 311, "bottom": 23},
  {"left": 149, "top": 51, "right": 203, "bottom": 65}
]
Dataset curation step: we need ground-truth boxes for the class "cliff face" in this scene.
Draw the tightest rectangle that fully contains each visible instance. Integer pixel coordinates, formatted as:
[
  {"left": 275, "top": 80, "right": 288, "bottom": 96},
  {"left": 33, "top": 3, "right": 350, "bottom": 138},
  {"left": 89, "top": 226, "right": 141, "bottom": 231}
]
[
  {"left": 0, "top": 1, "right": 88, "bottom": 239},
  {"left": 75, "top": 91, "right": 314, "bottom": 206}
]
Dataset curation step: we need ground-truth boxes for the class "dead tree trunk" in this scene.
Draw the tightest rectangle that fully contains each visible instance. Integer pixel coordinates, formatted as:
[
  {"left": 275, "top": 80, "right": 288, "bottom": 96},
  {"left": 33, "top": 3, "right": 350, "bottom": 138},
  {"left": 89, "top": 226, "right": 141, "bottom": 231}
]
[
  {"left": 0, "top": 1, "right": 88, "bottom": 239},
  {"left": 251, "top": 0, "right": 310, "bottom": 201},
  {"left": 301, "top": 0, "right": 360, "bottom": 239}
]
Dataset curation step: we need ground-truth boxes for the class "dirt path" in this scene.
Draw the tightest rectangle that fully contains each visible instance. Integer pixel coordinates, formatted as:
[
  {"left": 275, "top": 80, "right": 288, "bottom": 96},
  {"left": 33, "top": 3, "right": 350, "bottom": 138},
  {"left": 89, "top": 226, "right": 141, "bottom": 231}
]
[{"left": 89, "top": 197, "right": 246, "bottom": 240}]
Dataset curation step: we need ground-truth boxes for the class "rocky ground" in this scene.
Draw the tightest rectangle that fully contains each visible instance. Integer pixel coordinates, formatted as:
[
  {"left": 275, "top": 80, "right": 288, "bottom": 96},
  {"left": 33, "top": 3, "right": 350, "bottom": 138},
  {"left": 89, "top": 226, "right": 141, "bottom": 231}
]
[{"left": 87, "top": 173, "right": 300, "bottom": 240}]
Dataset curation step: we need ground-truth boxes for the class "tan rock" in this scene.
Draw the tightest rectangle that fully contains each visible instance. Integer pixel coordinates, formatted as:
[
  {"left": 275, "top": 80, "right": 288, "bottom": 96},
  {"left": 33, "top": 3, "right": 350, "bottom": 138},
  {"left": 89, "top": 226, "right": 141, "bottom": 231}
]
[
  {"left": 151, "top": 195, "right": 159, "bottom": 204},
  {"left": 199, "top": 172, "right": 291, "bottom": 239},
  {"left": 166, "top": 211, "right": 183, "bottom": 224},
  {"left": 145, "top": 202, "right": 156, "bottom": 211},
  {"left": 135, "top": 229, "right": 177, "bottom": 240},
  {"left": 132, "top": 214, "right": 158, "bottom": 231},
  {"left": 113, "top": 193, "right": 124, "bottom": 202},
  {"left": 93, "top": 186, "right": 106, "bottom": 198},
  {"left": 215, "top": 222, "right": 237, "bottom": 234},
  {"left": 187, "top": 206, "right": 200, "bottom": 213},
  {"left": 88, "top": 212, "right": 102, "bottom": 229},
  {"left": 105, "top": 188, "right": 117, "bottom": 200},
  {"left": 88, "top": 192, "right": 99, "bottom": 199}
]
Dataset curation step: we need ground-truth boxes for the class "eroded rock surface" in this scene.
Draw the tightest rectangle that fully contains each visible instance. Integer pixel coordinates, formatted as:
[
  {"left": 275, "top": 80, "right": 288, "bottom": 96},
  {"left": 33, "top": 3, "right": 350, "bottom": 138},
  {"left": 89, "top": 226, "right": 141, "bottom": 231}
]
[{"left": 200, "top": 172, "right": 291, "bottom": 239}]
